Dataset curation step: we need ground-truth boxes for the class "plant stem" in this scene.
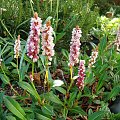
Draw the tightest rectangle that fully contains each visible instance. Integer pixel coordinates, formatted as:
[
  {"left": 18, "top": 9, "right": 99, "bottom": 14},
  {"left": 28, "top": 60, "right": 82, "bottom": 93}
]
[
  {"left": 67, "top": 66, "right": 73, "bottom": 93},
  {"left": 70, "top": 66, "right": 73, "bottom": 81},
  {"left": 16, "top": 57, "right": 21, "bottom": 81},
  {"left": 0, "top": 20, "right": 14, "bottom": 39},
  {"left": 44, "top": 57, "right": 50, "bottom": 91},
  {"left": 31, "top": 62, "right": 36, "bottom": 90},
  {"left": 55, "top": 0, "right": 59, "bottom": 31},
  {"left": 29, "top": 0, "right": 34, "bottom": 15},
  {"left": 31, "top": 62, "right": 41, "bottom": 105},
  {"left": 9, "top": 83, "right": 20, "bottom": 96},
  {"left": 32, "top": 62, "right": 34, "bottom": 77},
  {"left": 67, "top": 78, "right": 74, "bottom": 93}
]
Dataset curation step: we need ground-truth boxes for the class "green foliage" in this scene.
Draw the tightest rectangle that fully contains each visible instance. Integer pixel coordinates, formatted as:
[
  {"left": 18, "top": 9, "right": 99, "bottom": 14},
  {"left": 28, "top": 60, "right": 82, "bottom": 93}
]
[
  {"left": 18, "top": 81, "right": 41, "bottom": 101},
  {"left": 0, "top": 0, "right": 120, "bottom": 119},
  {"left": 4, "top": 96, "right": 26, "bottom": 120},
  {"left": 88, "top": 111, "right": 106, "bottom": 120}
]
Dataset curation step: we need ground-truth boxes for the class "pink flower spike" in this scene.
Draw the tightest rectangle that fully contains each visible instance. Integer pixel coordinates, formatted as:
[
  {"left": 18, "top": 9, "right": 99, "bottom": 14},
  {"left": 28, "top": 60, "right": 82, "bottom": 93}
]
[
  {"left": 88, "top": 47, "right": 98, "bottom": 68},
  {"left": 41, "top": 21, "right": 55, "bottom": 65},
  {"left": 76, "top": 60, "right": 85, "bottom": 90},
  {"left": 27, "top": 12, "right": 42, "bottom": 62},
  {"left": 69, "top": 26, "right": 82, "bottom": 67},
  {"left": 14, "top": 35, "right": 21, "bottom": 58}
]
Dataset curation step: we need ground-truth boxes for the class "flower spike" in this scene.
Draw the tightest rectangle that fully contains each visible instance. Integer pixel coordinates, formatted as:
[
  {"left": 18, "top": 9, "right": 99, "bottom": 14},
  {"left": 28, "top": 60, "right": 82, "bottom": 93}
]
[
  {"left": 69, "top": 26, "right": 82, "bottom": 67},
  {"left": 27, "top": 12, "right": 42, "bottom": 62}
]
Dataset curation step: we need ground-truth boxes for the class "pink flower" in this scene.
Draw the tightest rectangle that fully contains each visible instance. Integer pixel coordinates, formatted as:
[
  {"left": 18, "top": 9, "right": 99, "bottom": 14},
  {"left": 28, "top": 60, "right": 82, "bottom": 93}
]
[
  {"left": 69, "top": 26, "right": 82, "bottom": 67},
  {"left": 88, "top": 47, "right": 98, "bottom": 68},
  {"left": 14, "top": 35, "right": 21, "bottom": 58},
  {"left": 27, "top": 12, "right": 42, "bottom": 62},
  {"left": 76, "top": 60, "right": 85, "bottom": 90},
  {"left": 115, "top": 26, "right": 120, "bottom": 51},
  {"left": 41, "top": 21, "right": 55, "bottom": 65}
]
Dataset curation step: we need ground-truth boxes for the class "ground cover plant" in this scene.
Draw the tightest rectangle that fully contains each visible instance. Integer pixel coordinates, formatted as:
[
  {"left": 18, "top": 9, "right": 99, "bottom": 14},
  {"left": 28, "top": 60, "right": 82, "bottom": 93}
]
[{"left": 0, "top": 0, "right": 120, "bottom": 120}]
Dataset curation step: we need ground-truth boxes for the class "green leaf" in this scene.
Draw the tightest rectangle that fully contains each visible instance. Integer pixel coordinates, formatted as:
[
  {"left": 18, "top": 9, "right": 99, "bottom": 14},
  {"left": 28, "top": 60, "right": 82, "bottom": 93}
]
[
  {"left": 40, "top": 55, "right": 45, "bottom": 68},
  {"left": 70, "top": 106, "right": 87, "bottom": 116},
  {"left": 99, "top": 36, "right": 107, "bottom": 54},
  {"left": 56, "top": 32, "right": 66, "bottom": 43},
  {"left": 62, "top": 49, "right": 69, "bottom": 60},
  {"left": 41, "top": 104, "right": 54, "bottom": 116},
  {"left": 108, "top": 86, "right": 120, "bottom": 100},
  {"left": 36, "top": 113, "right": 51, "bottom": 120},
  {"left": 0, "top": 73, "right": 10, "bottom": 84},
  {"left": 96, "top": 72, "right": 107, "bottom": 92},
  {"left": 85, "top": 72, "right": 94, "bottom": 84},
  {"left": 0, "top": 43, "right": 8, "bottom": 56},
  {"left": 10, "top": 62, "right": 17, "bottom": 68},
  {"left": 62, "top": 107, "right": 68, "bottom": 119},
  {"left": 19, "top": 63, "right": 29, "bottom": 81},
  {"left": 18, "top": 81, "right": 40, "bottom": 100},
  {"left": 4, "top": 96, "right": 26, "bottom": 120},
  {"left": 48, "top": 92, "right": 64, "bottom": 106},
  {"left": 6, "top": 116, "right": 16, "bottom": 120},
  {"left": 68, "top": 92, "right": 77, "bottom": 106},
  {"left": 23, "top": 54, "right": 32, "bottom": 64},
  {"left": 0, "top": 92, "right": 4, "bottom": 104},
  {"left": 19, "top": 45, "right": 27, "bottom": 70},
  {"left": 54, "top": 86, "right": 66, "bottom": 95},
  {"left": 88, "top": 111, "right": 105, "bottom": 120}
]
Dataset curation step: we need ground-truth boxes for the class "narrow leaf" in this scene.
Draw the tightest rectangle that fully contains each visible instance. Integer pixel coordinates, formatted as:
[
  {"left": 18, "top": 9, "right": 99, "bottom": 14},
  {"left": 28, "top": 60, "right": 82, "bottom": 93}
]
[
  {"left": 4, "top": 96, "right": 26, "bottom": 120},
  {"left": 88, "top": 111, "right": 105, "bottom": 120},
  {"left": 48, "top": 92, "right": 64, "bottom": 106},
  {"left": 36, "top": 113, "right": 51, "bottom": 120},
  {"left": 18, "top": 81, "right": 39, "bottom": 100},
  {"left": 6, "top": 116, "right": 16, "bottom": 120}
]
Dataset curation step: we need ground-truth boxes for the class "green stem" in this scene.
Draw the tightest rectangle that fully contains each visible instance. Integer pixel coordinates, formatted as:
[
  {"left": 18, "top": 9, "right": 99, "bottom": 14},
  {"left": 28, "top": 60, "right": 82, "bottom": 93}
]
[
  {"left": 16, "top": 57, "right": 21, "bottom": 81},
  {"left": 70, "top": 66, "right": 73, "bottom": 81},
  {"left": 29, "top": 0, "right": 34, "bottom": 15},
  {"left": 67, "top": 78, "right": 74, "bottom": 93},
  {"left": 31, "top": 62, "right": 41, "bottom": 104},
  {"left": 67, "top": 66, "right": 73, "bottom": 93},
  {"left": 31, "top": 62, "right": 36, "bottom": 90},
  {"left": 44, "top": 57, "right": 50, "bottom": 91},
  {"left": 9, "top": 83, "right": 20, "bottom": 96},
  {"left": 0, "top": 20, "right": 14, "bottom": 39},
  {"left": 55, "top": 0, "right": 59, "bottom": 31},
  {"left": 32, "top": 62, "right": 34, "bottom": 77}
]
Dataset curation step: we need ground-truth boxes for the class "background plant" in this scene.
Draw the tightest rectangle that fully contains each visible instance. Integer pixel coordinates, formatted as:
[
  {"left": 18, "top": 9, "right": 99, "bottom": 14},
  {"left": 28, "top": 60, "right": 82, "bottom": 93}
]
[{"left": 0, "top": 0, "right": 120, "bottom": 120}]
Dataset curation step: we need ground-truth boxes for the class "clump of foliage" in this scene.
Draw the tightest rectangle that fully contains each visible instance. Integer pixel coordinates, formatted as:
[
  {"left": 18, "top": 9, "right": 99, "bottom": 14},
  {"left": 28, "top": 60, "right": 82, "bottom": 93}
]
[
  {"left": 1, "top": 0, "right": 99, "bottom": 50},
  {"left": 0, "top": 0, "right": 120, "bottom": 120}
]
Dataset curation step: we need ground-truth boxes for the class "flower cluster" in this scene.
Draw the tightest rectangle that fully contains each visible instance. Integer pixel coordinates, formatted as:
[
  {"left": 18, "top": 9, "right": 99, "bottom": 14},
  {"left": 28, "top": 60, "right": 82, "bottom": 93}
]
[
  {"left": 69, "top": 26, "right": 82, "bottom": 67},
  {"left": 14, "top": 35, "right": 21, "bottom": 58},
  {"left": 41, "top": 21, "right": 55, "bottom": 65},
  {"left": 88, "top": 47, "right": 98, "bottom": 68},
  {"left": 27, "top": 12, "right": 42, "bottom": 62},
  {"left": 76, "top": 60, "right": 85, "bottom": 90},
  {"left": 115, "top": 26, "right": 120, "bottom": 51}
]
